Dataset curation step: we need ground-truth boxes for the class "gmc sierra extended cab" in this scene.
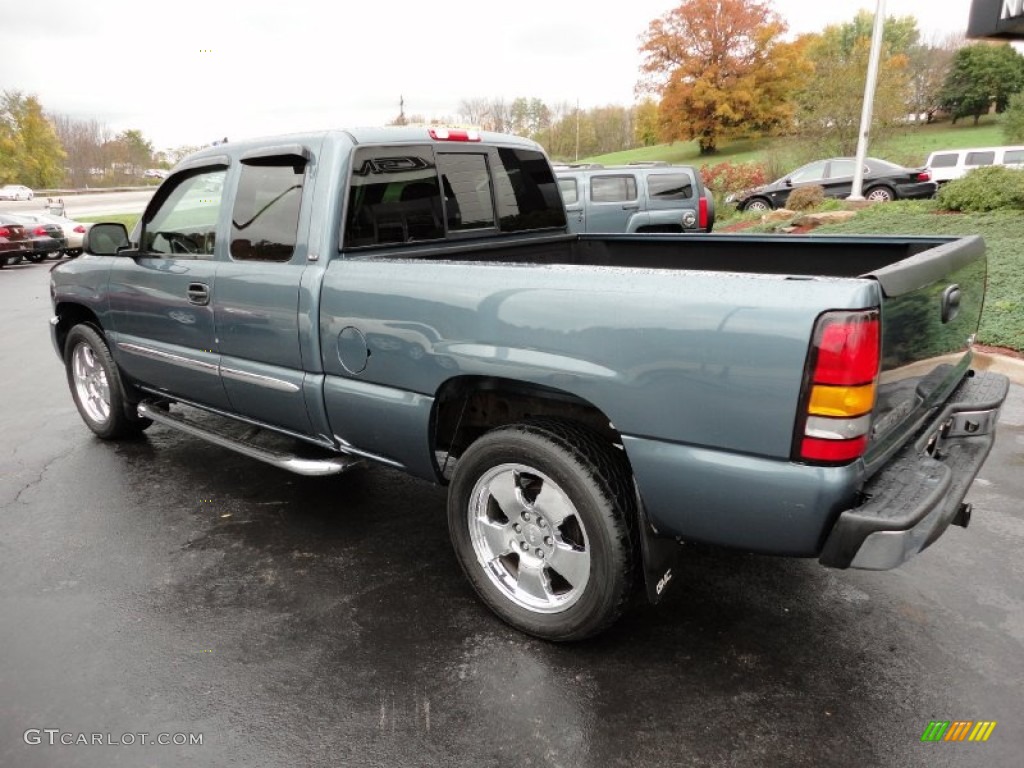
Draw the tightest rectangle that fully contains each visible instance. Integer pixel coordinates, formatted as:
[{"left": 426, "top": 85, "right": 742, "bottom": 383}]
[{"left": 50, "top": 126, "right": 1008, "bottom": 641}]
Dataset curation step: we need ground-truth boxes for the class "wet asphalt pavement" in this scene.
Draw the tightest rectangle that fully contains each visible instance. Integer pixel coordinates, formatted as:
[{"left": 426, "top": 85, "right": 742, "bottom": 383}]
[{"left": 1, "top": 260, "right": 1022, "bottom": 768}]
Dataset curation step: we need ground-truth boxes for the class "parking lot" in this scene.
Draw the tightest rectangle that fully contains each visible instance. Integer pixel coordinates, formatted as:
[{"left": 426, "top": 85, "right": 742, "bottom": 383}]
[{"left": 1, "top": 260, "right": 1022, "bottom": 768}]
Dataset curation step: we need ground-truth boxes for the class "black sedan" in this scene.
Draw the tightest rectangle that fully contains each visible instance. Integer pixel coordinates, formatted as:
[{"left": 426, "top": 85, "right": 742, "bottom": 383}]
[
  {"left": 5, "top": 213, "right": 67, "bottom": 262},
  {"left": 727, "top": 157, "right": 937, "bottom": 212}
]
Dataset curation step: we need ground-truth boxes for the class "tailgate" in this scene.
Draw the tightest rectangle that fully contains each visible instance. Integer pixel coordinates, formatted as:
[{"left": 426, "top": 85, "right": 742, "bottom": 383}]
[{"left": 863, "top": 235, "right": 987, "bottom": 468}]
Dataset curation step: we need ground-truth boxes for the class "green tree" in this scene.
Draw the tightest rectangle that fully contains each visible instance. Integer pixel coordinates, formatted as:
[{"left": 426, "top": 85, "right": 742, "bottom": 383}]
[
  {"left": 637, "top": 0, "right": 809, "bottom": 155},
  {"left": 793, "top": 15, "right": 914, "bottom": 156},
  {"left": 940, "top": 43, "right": 1024, "bottom": 125},
  {"left": 1004, "top": 91, "right": 1024, "bottom": 143},
  {"left": 634, "top": 99, "right": 660, "bottom": 147},
  {"left": 111, "top": 129, "right": 154, "bottom": 178},
  {"left": 0, "top": 91, "right": 66, "bottom": 187},
  {"left": 509, "top": 97, "right": 550, "bottom": 136},
  {"left": 835, "top": 10, "right": 920, "bottom": 57}
]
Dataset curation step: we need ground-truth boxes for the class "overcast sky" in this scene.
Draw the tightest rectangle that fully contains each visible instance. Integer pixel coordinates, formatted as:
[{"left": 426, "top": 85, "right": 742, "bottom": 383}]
[{"left": 1, "top": 0, "right": 983, "bottom": 151}]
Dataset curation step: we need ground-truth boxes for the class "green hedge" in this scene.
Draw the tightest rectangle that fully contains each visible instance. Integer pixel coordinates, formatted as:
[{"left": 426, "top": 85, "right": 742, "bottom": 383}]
[{"left": 937, "top": 166, "right": 1024, "bottom": 212}]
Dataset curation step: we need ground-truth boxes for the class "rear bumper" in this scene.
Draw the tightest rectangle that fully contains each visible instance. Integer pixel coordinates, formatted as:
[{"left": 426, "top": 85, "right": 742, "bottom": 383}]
[{"left": 819, "top": 371, "right": 1009, "bottom": 570}]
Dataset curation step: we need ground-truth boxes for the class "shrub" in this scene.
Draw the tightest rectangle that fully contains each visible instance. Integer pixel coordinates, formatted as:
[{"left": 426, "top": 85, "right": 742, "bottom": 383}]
[
  {"left": 698, "top": 161, "right": 768, "bottom": 195},
  {"left": 785, "top": 184, "right": 826, "bottom": 211},
  {"left": 1003, "top": 92, "right": 1024, "bottom": 144},
  {"left": 937, "top": 166, "right": 1024, "bottom": 212}
]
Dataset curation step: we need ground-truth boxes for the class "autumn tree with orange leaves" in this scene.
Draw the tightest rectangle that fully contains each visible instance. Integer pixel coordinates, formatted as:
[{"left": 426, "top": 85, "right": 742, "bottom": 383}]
[{"left": 637, "top": 0, "right": 809, "bottom": 155}]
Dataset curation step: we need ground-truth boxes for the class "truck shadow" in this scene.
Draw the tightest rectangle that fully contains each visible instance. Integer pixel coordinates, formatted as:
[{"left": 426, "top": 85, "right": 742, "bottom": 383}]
[{"left": 106, "top": 431, "right": 979, "bottom": 768}]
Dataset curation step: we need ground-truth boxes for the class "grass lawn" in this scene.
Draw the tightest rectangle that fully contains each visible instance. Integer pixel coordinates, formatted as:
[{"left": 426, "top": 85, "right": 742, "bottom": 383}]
[
  {"left": 79, "top": 213, "right": 141, "bottom": 229},
  {"left": 583, "top": 116, "right": 1009, "bottom": 170},
  {"left": 788, "top": 202, "right": 1023, "bottom": 352}
]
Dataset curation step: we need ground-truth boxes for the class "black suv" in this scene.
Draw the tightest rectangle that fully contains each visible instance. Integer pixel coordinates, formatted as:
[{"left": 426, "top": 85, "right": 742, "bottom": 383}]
[{"left": 554, "top": 162, "right": 714, "bottom": 234}]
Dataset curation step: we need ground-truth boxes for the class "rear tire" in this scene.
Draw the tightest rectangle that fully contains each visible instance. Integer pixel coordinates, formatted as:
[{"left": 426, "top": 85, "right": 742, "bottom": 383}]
[
  {"left": 865, "top": 185, "right": 895, "bottom": 202},
  {"left": 64, "top": 324, "right": 152, "bottom": 439},
  {"left": 447, "top": 420, "right": 637, "bottom": 641}
]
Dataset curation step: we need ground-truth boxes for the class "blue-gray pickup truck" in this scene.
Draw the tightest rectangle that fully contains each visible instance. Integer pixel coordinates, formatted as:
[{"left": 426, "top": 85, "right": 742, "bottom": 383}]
[{"left": 50, "top": 127, "right": 1009, "bottom": 640}]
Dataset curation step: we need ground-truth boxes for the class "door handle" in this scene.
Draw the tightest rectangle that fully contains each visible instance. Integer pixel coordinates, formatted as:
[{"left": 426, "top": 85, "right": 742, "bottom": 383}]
[
  {"left": 187, "top": 282, "right": 210, "bottom": 306},
  {"left": 622, "top": 204, "right": 640, "bottom": 211}
]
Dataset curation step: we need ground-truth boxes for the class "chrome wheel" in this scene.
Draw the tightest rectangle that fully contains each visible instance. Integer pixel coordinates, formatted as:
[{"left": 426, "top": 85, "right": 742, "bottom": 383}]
[
  {"left": 866, "top": 187, "right": 894, "bottom": 202},
  {"left": 745, "top": 198, "right": 770, "bottom": 212},
  {"left": 467, "top": 463, "right": 591, "bottom": 613},
  {"left": 71, "top": 342, "right": 111, "bottom": 424}
]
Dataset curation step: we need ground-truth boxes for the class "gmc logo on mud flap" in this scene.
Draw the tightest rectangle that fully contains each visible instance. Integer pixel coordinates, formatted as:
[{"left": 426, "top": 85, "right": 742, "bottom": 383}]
[
  {"left": 353, "top": 156, "right": 433, "bottom": 176},
  {"left": 656, "top": 568, "right": 673, "bottom": 595}
]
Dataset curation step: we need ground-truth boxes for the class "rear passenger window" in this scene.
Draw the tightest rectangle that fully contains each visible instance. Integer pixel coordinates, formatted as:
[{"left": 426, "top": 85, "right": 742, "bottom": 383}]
[
  {"left": 929, "top": 153, "right": 958, "bottom": 168},
  {"left": 647, "top": 173, "right": 693, "bottom": 200},
  {"left": 437, "top": 153, "right": 496, "bottom": 232},
  {"left": 965, "top": 151, "right": 995, "bottom": 166},
  {"left": 491, "top": 148, "right": 567, "bottom": 231},
  {"left": 1003, "top": 149, "right": 1024, "bottom": 164},
  {"left": 344, "top": 146, "right": 444, "bottom": 248},
  {"left": 558, "top": 178, "right": 578, "bottom": 204},
  {"left": 591, "top": 175, "right": 637, "bottom": 203},
  {"left": 230, "top": 155, "right": 305, "bottom": 262}
]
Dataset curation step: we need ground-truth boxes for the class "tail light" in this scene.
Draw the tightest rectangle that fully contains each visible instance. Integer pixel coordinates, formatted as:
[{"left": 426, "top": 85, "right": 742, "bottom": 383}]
[
  {"left": 916, "top": 171, "right": 931, "bottom": 181},
  {"left": 698, "top": 195, "right": 708, "bottom": 230},
  {"left": 74, "top": 225, "right": 86, "bottom": 233},
  {"left": 34, "top": 226, "right": 48, "bottom": 236},
  {"left": 429, "top": 127, "right": 481, "bottom": 142},
  {"left": 0, "top": 227, "right": 9, "bottom": 237},
  {"left": 795, "top": 310, "right": 880, "bottom": 464}
]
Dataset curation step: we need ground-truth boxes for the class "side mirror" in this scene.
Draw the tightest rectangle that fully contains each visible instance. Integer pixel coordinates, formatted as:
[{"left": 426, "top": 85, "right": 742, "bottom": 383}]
[
  {"left": 83, "top": 223, "right": 130, "bottom": 256},
  {"left": 784, "top": 179, "right": 793, "bottom": 187}
]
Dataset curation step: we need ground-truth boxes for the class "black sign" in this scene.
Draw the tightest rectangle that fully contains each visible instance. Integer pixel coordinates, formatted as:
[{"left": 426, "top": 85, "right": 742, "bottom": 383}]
[{"left": 969, "top": 0, "right": 1024, "bottom": 39}]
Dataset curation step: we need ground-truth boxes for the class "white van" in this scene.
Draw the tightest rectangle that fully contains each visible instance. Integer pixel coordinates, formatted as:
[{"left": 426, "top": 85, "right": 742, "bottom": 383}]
[{"left": 924, "top": 145, "right": 1024, "bottom": 184}]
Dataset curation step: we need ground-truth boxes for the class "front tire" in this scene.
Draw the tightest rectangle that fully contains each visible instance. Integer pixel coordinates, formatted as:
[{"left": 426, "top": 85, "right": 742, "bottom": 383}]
[
  {"left": 64, "top": 324, "right": 151, "bottom": 439},
  {"left": 447, "top": 420, "right": 637, "bottom": 641},
  {"left": 742, "top": 197, "right": 772, "bottom": 212}
]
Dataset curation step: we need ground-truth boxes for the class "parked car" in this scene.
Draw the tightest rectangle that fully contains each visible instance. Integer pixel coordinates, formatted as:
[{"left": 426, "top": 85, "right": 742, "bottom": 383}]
[
  {"left": 0, "top": 184, "right": 34, "bottom": 201},
  {"left": 728, "top": 157, "right": 936, "bottom": 211},
  {"left": 555, "top": 162, "right": 714, "bottom": 233},
  {"left": 38, "top": 214, "right": 90, "bottom": 257},
  {"left": 0, "top": 214, "right": 32, "bottom": 267},
  {"left": 924, "top": 145, "right": 1024, "bottom": 185},
  {"left": 5, "top": 213, "right": 68, "bottom": 262}
]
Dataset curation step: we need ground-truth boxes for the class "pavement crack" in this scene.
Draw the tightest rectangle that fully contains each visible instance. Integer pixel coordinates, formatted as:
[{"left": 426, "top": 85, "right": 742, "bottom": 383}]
[{"left": 13, "top": 443, "right": 83, "bottom": 505}]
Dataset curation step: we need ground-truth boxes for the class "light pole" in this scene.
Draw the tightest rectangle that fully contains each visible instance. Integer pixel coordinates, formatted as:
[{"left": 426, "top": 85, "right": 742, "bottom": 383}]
[
  {"left": 848, "top": 0, "right": 887, "bottom": 201},
  {"left": 575, "top": 98, "right": 580, "bottom": 163}
]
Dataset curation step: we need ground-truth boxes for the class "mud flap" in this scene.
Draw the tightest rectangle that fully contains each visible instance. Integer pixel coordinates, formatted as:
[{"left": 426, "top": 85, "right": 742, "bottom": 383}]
[{"left": 635, "top": 486, "right": 681, "bottom": 604}]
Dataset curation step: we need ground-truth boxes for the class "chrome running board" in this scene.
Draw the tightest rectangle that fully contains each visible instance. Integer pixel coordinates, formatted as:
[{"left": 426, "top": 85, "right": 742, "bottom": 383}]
[{"left": 137, "top": 401, "right": 362, "bottom": 477}]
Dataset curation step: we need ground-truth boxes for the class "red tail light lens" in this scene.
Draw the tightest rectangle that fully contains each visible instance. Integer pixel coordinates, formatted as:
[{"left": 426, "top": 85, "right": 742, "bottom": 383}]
[
  {"left": 34, "top": 226, "right": 47, "bottom": 236},
  {"left": 698, "top": 195, "right": 708, "bottom": 230},
  {"left": 813, "top": 312, "right": 880, "bottom": 386},
  {"left": 916, "top": 171, "right": 931, "bottom": 182},
  {"left": 428, "top": 128, "right": 481, "bottom": 142},
  {"left": 74, "top": 225, "right": 86, "bottom": 233},
  {"left": 0, "top": 227, "right": 9, "bottom": 237},
  {"left": 796, "top": 310, "right": 881, "bottom": 465}
]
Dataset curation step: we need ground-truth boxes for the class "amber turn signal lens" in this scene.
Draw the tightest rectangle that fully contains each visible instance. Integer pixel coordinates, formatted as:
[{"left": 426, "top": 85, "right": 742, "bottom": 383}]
[{"left": 808, "top": 384, "right": 876, "bottom": 418}]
